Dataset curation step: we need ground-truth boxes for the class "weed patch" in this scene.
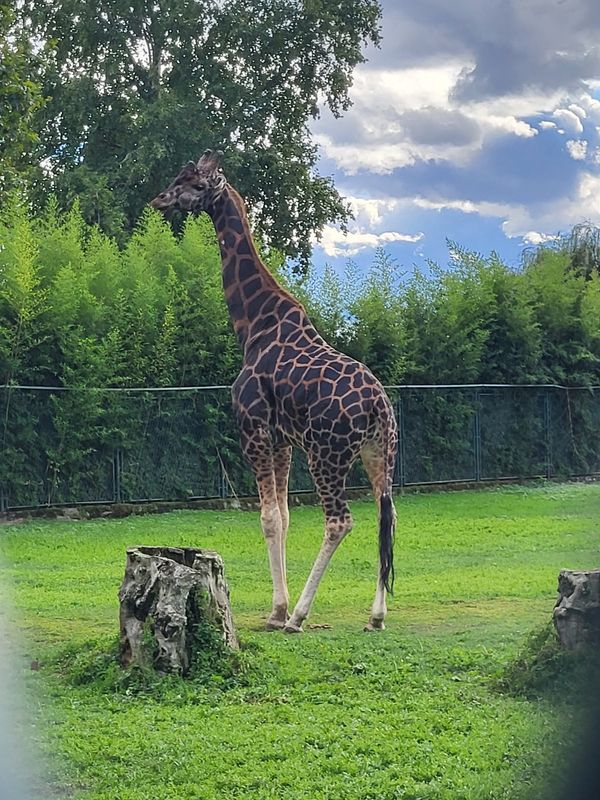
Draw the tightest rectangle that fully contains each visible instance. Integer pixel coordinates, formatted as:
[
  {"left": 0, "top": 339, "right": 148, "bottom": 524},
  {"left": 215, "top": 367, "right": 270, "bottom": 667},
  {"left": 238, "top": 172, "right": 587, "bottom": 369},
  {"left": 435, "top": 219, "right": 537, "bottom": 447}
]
[
  {"left": 496, "top": 623, "right": 600, "bottom": 699},
  {"left": 48, "top": 598, "right": 250, "bottom": 700}
]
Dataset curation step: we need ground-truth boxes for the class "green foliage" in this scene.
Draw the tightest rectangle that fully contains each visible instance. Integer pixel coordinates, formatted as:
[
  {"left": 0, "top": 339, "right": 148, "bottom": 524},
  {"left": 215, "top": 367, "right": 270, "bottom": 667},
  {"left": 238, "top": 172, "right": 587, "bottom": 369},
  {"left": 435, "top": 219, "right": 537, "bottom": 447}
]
[
  {"left": 0, "top": 200, "right": 239, "bottom": 387},
  {"left": 292, "top": 239, "right": 597, "bottom": 390},
  {"left": 2, "top": 205, "right": 600, "bottom": 506},
  {"left": 3, "top": 485, "right": 600, "bottom": 799},
  {"left": 15, "top": 0, "right": 382, "bottom": 267},
  {"left": 0, "top": 195, "right": 49, "bottom": 385},
  {"left": 0, "top": 4, "right": 45, "bottom": 198},
  {"left": 523, "top": 248, "right": 600, "bottom": 385},
  {"left": 0, "top": 201, "right": 243, "bottom": 505},
  {"left": 496, "top": 622, "right": 600, "bottom": 700},
  {"left": 185, "top": 589, "right": 243, "bottom": 684},
  {"left": 57, "top": 608, "right": 246, "bottom": 697},
  {"left": 349, "top": 249, "right": 407, "bottom": 384},
  {"left": 523, "top": 222, "right": 600, "bottom": 280}
]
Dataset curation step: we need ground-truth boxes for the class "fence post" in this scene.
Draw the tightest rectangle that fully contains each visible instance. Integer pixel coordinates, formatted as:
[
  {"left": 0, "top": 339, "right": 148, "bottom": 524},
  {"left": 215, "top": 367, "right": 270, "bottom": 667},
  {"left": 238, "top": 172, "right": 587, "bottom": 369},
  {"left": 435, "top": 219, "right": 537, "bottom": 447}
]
[
  {"left": 112, "top": 448, "right": 123, "bottom": 503},
  {"left": 473, "top": 389, "right": 482, "bottom": 482},
  {"left": 543, "top": 389, "right": 552, "bottom": 478},
  {"left": 0, "top": 487, "right": 7, "bottom": 513},
  {"left": 396, "top": 391, "right": 406, "bottom": 491}
]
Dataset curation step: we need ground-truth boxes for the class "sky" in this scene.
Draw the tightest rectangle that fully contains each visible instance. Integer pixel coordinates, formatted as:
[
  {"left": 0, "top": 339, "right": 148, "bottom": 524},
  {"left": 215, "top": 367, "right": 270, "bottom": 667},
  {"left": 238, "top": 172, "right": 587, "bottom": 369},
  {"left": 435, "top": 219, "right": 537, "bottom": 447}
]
[{"left": 310, "top": 0, "right": 600, "bottom": 276}]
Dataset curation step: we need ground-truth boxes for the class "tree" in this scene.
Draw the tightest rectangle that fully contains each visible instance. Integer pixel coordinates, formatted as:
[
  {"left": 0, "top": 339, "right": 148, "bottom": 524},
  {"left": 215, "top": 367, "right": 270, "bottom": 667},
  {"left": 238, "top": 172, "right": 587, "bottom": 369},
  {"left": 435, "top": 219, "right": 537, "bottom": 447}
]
[
  {"left": 523, "top": 223, "right": 600, "bottom": 280},
  {"left": 22, "top": 0, "right": 381, "bottom": 268},
  {"left": 524, "top": 248, "right": 599, "bottom": 385},
  {"left": 349, "top": 249, "right": 407, "bottom": 384},
  {"left": 0, "top": 4, "right": 44, "bottom": 198}
]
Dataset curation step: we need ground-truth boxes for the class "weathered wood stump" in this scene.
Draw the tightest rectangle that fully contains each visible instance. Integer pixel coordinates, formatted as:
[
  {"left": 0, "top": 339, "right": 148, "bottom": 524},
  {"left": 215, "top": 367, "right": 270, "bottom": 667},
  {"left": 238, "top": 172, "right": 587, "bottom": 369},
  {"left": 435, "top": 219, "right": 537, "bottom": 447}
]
[
  {"left": 553, "top": 569, "right": 600, "bottom": 650},
  {"left": 119, "top": 546, "right": 238, "bottom": 675}
]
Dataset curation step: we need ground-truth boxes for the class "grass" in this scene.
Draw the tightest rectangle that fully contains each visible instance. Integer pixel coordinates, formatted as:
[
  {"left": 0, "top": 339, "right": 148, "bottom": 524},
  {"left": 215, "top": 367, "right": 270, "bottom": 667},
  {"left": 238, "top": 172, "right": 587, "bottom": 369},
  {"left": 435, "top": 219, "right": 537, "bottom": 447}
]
[{"left": 1, "top": 482, "right": 599, "bottom": 799}]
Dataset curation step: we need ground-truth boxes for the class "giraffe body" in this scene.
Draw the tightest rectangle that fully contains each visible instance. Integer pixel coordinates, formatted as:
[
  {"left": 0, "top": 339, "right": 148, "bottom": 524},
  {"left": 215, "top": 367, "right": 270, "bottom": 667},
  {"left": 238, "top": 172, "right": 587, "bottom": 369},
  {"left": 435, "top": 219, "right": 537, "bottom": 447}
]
[{"left": 151, "top": 151, "right": 397, "bottom": 632}]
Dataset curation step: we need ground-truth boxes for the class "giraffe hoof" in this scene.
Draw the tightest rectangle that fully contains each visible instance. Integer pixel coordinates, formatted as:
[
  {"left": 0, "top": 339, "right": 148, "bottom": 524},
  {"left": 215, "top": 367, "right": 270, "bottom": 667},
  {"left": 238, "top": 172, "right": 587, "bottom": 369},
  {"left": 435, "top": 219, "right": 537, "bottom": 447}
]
[
  {"left": 265, "top": 618, "right": 288, "bottom": 631},
  {"left": 283, "top": 621, "right": 303, "bottom": 634},
  {"left": 364, "top": 619, "right": 385, "bottom": 632}
]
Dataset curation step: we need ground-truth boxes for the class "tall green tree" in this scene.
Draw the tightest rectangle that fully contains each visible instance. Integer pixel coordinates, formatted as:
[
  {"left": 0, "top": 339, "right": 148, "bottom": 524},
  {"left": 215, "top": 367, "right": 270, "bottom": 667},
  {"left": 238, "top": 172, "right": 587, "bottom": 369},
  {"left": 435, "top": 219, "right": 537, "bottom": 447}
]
[
  {"left": 0, "top": 4, "right": 44, "bottom": 198},
  {"left": 524, "top": 223, "right": 600, "bottom": 281},
  {"left": 22, "top": 0, "right": 381, "bottom": 268},
  {"left": 348, "top": 249, "right": 406, "bottom": 384}
]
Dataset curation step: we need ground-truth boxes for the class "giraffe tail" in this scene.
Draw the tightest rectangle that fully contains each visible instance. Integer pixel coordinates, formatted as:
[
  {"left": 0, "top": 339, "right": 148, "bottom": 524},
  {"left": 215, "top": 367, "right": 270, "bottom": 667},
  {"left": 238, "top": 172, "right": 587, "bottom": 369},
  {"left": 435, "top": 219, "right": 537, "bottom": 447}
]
[
  {"left": 379, "top": 491, "right": 395, "bottom": 594},
  {"left": 375, "top": 393, "right": 396, "bottom": 595}
]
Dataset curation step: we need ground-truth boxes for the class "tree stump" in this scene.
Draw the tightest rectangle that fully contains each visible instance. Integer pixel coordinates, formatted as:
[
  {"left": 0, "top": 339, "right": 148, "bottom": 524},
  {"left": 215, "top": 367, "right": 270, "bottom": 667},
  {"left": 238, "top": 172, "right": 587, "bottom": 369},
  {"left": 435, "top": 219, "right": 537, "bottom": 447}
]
[
  {"left": 553, "top": 569, "right": 600, "bottom": 650},
  {"left": 119, "top": 546, "right": 238, "bottom": 675}
]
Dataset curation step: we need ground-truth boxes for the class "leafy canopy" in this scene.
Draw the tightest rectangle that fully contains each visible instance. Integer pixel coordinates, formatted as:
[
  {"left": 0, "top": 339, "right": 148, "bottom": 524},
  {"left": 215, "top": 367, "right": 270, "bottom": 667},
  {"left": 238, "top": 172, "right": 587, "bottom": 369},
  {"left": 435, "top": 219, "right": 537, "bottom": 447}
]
[
  {"left": 22, "top": 0, "right": 382, "bottom": 269},
  {"left": 0, "top": 4, "right": 45, "bottom": 197}
]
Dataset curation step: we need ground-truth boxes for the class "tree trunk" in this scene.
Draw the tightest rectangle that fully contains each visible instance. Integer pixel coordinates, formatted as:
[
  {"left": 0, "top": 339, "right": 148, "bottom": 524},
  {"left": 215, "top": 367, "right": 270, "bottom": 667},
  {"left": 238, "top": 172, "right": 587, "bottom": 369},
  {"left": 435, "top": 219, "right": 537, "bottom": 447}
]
[
  {"left": 119, "top": 546, "right": 238, "bottom": 675},
  {"left": 553, "top": 568, "right": 600, "bottom": 650}
]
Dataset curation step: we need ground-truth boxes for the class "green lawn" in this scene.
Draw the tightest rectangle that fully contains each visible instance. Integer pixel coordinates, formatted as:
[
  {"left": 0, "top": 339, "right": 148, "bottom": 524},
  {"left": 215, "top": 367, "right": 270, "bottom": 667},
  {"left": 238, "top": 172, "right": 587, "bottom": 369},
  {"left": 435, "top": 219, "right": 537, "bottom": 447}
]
[{"left": 1, "top": 483, "right": 599, "bottom": 800}]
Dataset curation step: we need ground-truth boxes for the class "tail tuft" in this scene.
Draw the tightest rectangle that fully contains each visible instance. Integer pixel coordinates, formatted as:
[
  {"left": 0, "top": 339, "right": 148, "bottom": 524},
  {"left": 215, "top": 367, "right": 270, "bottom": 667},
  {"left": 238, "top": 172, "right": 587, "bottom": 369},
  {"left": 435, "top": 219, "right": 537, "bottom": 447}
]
[{"left": 379, "top": 492, "right": 395, "bottom": 594}]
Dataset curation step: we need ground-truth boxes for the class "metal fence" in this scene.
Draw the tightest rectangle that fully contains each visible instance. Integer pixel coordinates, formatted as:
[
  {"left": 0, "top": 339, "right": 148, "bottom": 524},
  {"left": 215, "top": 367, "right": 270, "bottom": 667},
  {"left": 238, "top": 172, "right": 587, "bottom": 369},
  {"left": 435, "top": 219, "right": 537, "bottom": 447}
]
[{"left": 1, "top": 384, "right": 599, "bottom": 511}]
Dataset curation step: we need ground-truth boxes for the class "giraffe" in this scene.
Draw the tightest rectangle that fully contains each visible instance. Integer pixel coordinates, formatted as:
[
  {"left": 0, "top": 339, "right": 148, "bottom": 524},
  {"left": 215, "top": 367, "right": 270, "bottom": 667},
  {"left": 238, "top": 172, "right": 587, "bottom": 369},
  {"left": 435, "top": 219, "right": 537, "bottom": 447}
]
[{"left": 150, "top": 149, "right": 398, "bottom": 633}]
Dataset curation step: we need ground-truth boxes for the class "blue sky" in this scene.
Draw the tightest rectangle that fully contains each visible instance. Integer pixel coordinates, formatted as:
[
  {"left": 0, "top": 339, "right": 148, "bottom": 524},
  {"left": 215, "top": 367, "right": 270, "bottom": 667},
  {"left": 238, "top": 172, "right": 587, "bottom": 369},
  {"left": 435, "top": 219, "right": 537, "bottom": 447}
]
[{"left": 309, "top": 0, "right": 600, "bottom": 275}]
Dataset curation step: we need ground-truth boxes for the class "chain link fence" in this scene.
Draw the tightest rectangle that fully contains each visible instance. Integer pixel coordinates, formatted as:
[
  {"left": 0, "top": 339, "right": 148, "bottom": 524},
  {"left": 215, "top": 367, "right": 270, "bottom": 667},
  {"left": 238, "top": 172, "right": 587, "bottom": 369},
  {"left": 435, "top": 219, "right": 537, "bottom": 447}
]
[{"left": 1, "top": 384, "right": 599, "bottom": 511}]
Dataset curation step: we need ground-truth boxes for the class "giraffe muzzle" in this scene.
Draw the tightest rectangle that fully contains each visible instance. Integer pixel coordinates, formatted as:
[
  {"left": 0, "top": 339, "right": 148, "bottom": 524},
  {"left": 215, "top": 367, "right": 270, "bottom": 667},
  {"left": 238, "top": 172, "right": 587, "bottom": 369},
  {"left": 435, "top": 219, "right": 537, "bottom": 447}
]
[{"left": 149, "top": 193, "right": 169, "bottom": 211}]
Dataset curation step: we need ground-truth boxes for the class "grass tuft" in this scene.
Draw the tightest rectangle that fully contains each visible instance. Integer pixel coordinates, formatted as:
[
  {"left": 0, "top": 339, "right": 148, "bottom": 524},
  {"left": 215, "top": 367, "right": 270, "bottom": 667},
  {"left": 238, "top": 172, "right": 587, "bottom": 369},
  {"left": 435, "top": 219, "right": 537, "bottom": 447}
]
[
  {"left": 496, "top": 623, "right": 600, "bottom": 699},
  {"left": 52, "top": 595, "right": 250, "bottom": 701}
]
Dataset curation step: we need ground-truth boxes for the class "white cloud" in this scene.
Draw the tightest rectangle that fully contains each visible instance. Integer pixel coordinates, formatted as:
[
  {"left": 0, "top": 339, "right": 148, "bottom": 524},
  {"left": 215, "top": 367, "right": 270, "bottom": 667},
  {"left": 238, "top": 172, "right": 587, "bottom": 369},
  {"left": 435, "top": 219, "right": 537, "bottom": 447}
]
[
  {"left": 347, "top": 197, "right": 400, "bottom": 227},
  {"left": 398, "top": 171, "right": 600, "bottom": 245},
  {"left": 318, "top": 226, "right": 423, "bottom": 258},
  {"left": 552, "top": 108, "right": 585, "bottom": 133},
  {"left": 310, "top": 2, "right": 600, "bottom": 267},
  {"left": 566, "top": 139, "right": 588, "bottom": 160},
  {"left": 521, "top": 231, "right": 561, "bottom": 246},
  {"left": 314, "top": 64, "right": 543, "bottom": 174},
  {"left": 568, "top": 103, "right": 587, "bottom": 119},
  {"left": 350, "top": 64, "right": 465, "bottom": 111},
  {"left": 578, "top": 93, "right": 600, "bottom": 118},
  {"left": 314, "top": 135, "right": 415, "bottom": 174},
  {"left": 481, "top": 115, "right": 537, "bottom": 138},
  {"left": 500, "top": 171, "right": 600, "bottom": 239},
  {"left": 412, "top": 196, "right": 516, "bottom": 218}
]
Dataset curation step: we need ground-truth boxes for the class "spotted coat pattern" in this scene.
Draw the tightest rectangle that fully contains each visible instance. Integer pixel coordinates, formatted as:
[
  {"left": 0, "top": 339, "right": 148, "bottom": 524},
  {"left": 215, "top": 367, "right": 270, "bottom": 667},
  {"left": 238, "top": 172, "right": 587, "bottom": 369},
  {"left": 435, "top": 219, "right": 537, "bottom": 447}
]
[{"left": 151, "top": 150, "right": 398, "bottom": 632}]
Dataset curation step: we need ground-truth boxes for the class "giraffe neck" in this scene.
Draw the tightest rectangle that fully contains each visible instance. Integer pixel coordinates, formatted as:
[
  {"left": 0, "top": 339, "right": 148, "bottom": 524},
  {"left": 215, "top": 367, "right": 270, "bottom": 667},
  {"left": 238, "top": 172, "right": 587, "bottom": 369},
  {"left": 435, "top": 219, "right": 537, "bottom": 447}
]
[{"left": 209, "top": 185, "right": 302, "bottom": 348}]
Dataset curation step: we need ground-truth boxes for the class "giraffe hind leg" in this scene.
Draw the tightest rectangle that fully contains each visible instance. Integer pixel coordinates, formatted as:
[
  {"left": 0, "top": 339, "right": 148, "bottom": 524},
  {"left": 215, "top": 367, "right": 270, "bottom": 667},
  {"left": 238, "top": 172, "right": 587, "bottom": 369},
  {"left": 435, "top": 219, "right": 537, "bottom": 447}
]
[
  {"left": 361, "top": 440, "right": 396, "bottom": 632},
  {"left": 285, "top": 457, "right": 354, "bottom": 633}
]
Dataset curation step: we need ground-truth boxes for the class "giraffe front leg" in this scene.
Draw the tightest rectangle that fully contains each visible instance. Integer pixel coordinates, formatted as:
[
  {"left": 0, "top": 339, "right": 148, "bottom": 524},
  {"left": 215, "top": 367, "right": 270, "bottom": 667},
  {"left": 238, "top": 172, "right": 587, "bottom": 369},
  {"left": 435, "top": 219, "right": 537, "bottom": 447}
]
[
  {"left": 261, "top": 500, "right": 290, "bottom": 631},
  {"left": 242, "top": 424, "right": 290, "bottom": 631},
  {"left": 273, "top": 445, "right": 292, "bottom": 622},
  {"left": 255, "top": 474, "right": 289, "bottom": 631}
]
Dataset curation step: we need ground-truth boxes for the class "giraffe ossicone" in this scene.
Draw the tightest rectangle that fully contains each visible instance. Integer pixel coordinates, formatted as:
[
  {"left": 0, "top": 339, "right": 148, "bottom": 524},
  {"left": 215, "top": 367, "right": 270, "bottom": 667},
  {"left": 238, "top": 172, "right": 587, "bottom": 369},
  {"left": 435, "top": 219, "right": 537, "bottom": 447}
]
[{"left": 150, "top": 150, "right": 398, "bottom": 633}]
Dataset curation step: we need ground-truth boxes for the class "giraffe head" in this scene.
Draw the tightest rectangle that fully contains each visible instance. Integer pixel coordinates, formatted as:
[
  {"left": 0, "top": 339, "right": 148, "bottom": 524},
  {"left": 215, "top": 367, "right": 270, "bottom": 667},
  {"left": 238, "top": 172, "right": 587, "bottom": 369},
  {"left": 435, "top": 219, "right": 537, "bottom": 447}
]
[{"left": 150, "top": 149, "right": 228, "bottom": 215}]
